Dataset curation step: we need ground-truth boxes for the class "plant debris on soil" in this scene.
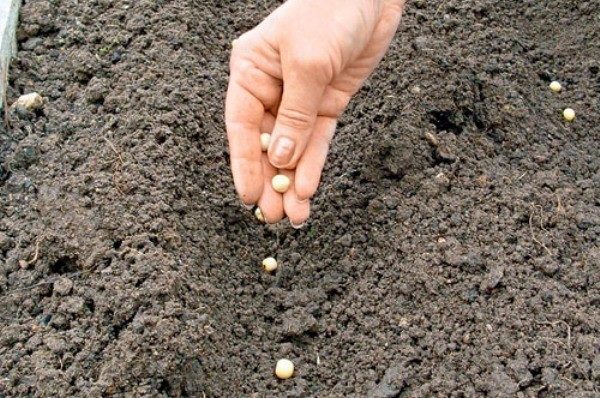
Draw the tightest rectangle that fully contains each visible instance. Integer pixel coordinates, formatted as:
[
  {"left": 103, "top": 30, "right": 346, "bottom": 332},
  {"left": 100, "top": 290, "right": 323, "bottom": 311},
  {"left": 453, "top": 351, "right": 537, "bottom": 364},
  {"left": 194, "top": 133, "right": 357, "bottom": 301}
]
[{"left": 1, "top": 0, "right": 599, "bottom": 397}]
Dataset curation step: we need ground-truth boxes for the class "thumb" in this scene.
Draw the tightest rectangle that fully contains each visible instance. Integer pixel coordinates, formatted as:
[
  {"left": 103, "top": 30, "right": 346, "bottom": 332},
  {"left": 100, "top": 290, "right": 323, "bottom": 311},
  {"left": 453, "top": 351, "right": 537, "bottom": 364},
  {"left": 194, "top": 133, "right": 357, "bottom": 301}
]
[{"left": 268, "top": 59, "right": 329, "bottom": 169}]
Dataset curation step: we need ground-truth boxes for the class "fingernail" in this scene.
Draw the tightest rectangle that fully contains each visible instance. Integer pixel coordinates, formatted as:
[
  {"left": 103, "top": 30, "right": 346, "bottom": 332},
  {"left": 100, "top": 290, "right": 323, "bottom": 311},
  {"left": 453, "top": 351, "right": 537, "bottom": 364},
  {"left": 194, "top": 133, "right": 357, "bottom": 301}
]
[
  {"left": 290, "top": 220, "right": 306, "bottom": 229},
  {"left": 271, "top": 136, "right": 295, "bottom": 165},
  {"left": 242, "top": 203, "right": 253, "bottom": 210}
]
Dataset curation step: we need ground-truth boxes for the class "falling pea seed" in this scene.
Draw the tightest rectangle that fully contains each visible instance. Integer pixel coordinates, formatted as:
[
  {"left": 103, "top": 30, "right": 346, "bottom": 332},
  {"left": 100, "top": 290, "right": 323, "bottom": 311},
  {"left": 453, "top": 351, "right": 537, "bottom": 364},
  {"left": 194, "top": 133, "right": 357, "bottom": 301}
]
[
  {"left": 272, "top": 175, "right": 290, "bottom": 193},
  {"left": 563, "top": 108, "right": 575, "bottom": 122},
  {"left": 549, "top": 81, "right": 562, "bottom": 93},
  {"left": 260, "top": 133, "right": 271, "bottom": 151},
  {"left": 275, "top": 359, "right": 294, "bottom": 379},
  {"left": 262, "top": 257, "right": 277, "bottom": 272}
]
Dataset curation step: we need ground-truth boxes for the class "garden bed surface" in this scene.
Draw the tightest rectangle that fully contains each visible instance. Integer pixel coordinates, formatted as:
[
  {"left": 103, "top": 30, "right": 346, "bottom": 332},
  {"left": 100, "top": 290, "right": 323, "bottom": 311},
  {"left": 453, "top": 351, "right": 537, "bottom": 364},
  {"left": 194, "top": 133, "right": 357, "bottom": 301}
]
[{"left": 0, "top": 0, "right": 599, "bottom": 396}]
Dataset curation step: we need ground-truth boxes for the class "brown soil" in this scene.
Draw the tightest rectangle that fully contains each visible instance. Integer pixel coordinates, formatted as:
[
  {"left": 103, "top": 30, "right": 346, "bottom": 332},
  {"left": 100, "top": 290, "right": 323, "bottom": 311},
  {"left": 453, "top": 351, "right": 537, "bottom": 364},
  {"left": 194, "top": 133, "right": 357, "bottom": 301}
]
[{"left": 1, "top": 0, "right": 599, "bottom": 397}]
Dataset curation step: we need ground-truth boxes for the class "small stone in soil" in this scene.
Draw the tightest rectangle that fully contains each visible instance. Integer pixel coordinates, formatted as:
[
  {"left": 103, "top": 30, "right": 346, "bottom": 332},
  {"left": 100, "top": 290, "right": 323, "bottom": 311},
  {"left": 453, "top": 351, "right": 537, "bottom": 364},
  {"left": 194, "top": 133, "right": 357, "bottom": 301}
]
[
  {"left": 435, "top": 145, "right": 457, "bottom": 163},
  {"left": 39, "top": 314, "right": 52, "bottom": 326},
  {"left": 0, "top": 232, "right": 11, "bottom": 251},
  {"left": 53, "top": 277, "right": 73, "bottom": 296},
  {"left": 368, "top": 365, "right": 408, "bottom": 398},
  {"left": 479, "top": 266, "right": 504, "bottom": 293},
  {"left": 22, "top": 37, "right": 43, "bottom": 51},
  {"left": 12, "top": 93, "right": 43, "bottom": 110},
  {"left": 111, "top": 50, "right": 122, "bottom": 63},
  {"left": 424, "top": 132, "right": 439, "bottom": 147}
]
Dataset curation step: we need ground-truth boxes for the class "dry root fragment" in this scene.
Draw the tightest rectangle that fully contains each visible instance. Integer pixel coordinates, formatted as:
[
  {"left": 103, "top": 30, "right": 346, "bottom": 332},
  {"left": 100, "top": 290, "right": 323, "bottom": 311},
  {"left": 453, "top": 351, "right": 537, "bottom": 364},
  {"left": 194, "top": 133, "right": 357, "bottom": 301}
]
[{"left": 424, "top": 132, "right": 439, "bottom": 147}]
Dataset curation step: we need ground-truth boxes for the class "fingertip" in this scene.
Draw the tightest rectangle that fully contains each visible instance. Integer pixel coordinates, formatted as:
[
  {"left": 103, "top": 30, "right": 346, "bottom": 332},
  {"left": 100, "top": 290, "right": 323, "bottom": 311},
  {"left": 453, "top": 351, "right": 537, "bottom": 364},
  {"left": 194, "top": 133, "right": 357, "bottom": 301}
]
[
  {"left": 285, "top": 196, "right": 310, "bottom": 226},
  {"left": 293, "top": 146, "right": 324, "bottom": 201},
  {"left": 281, "top": 170, "right": 310, "bottom": 226},
  {"left": 295, "top": 175, "right": 318, "bottom": 202},
  {"left": 258, "top": 197, "right": 284, "bottom": 224},
  {"left": 236, "top": 185, "right": 263, "bottom": 208},
  {"left": 290, "top": 220, "right": 307, "bottom": 229},
  {"left": 294, "top": 116, "right": 336, "bottom": 200},
  {"left": 263, "top": 209, "right": 285, "bottom": 224},
  {"left": 258, "top": 189, "right": 285, "bottom": 224}
]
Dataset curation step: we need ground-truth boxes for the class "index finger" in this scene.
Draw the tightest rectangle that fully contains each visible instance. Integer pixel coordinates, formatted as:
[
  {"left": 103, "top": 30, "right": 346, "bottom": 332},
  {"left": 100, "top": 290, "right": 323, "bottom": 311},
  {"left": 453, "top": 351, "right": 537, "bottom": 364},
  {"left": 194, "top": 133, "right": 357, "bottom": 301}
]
[{"left": 225, "top": 73, "right": 264, "bottom": 206}]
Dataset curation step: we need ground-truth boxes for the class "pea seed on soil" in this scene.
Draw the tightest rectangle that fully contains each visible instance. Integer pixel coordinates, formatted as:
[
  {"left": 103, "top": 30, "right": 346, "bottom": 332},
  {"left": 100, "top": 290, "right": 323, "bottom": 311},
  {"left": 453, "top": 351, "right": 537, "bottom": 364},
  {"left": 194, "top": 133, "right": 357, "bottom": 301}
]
[
  {"left": 275, "top": 358, "right": 294, "bottom": 380},
  {"left": 549, "top": 81, "right": 562, "bottom": 93},
  {"left": 262, "top": 257, "right": 278, "bottom": 273},
  {"left": 563, "top": 108, "right": 576, "bottom": 122},
  {"left": 1, "top": 0, "right": 599, "bottom": 397}
]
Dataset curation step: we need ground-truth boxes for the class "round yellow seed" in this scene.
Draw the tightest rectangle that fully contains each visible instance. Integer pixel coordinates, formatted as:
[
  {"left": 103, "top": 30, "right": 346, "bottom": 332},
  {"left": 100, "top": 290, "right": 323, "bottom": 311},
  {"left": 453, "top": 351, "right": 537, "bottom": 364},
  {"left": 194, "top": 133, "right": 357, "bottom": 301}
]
[
  {"left": 262, "top": 257, "right": 277, "bottom": 272},
  {"left": 549, "top": 81, "right": 562, "bottom": 93},
  {"left": 254, "top": 207, "right": 265, "bottom": 222},
  {"left": 272, "top": 175, "right": 290, "bottom": 193},
  {"left": 260, "top": 133, "right": 271, "bottom": 151},
  {"left": 563, "top": 108, "right": 575, "bottom": 122},
  {"left": 275, "top": 359, "right": 294, "bottom": 379}
]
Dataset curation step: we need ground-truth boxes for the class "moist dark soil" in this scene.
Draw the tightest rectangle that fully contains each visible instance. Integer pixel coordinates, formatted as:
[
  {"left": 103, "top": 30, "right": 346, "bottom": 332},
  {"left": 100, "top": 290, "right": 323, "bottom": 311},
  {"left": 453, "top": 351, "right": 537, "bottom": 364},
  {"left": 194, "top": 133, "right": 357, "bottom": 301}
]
[{"left": 1, "top": 0, "right": 599, "bottom": 397}]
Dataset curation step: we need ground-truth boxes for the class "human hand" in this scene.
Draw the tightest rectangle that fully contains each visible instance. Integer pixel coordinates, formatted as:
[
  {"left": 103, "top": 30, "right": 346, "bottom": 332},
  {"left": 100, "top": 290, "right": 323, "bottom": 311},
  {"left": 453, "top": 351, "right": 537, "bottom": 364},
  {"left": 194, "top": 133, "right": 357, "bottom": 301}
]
[{"left": 225, "top": 0, "right": 405, "bottom": 226}]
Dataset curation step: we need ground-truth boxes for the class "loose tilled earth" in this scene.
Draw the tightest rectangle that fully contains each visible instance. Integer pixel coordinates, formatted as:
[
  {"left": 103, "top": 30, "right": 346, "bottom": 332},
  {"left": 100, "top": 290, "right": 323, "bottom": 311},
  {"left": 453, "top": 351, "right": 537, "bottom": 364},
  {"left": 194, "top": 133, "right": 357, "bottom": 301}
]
[{"left": 1, "top": 0, "right": 599, "bottom": 397}]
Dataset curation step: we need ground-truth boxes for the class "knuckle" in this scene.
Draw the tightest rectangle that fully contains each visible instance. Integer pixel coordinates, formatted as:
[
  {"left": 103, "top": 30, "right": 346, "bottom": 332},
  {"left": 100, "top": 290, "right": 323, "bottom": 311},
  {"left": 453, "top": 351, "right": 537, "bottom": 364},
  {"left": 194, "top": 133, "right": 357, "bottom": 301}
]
[
  {"left": 384, "top": 0, "right": 406, "bottom": 13},
  {"left": 229, "top": 44, "right": 243, "bottom": 69},
  {"left": 297, "top": 54, "right": 327, "bottom": 71},
  {"left": 337, "top": 93, "right": 352, "bottom": 111},
  {"left": 330, "top": 92, "right": 351, "bottom": 117},
  {"left": 320, "top": 90, "right": 351, "bottom": 118},
  {"left": 231, "top": 57, "right": 253, "bottom": 77},
  {"left": 290, "top": 50, "right": 334, "bottom": 80},
  {"left": 229, "top": 34, "right": 255, "bottom": 72},
  {"left": 277, "top": 107, "right": 314, "bottom": 130}
]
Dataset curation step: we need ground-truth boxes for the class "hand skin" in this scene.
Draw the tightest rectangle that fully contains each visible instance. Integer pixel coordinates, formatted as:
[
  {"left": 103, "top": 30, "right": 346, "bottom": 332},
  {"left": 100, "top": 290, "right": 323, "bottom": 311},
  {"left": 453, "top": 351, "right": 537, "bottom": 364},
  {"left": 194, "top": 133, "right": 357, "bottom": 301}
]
[{"left": 225, "top": 0, "right": 405, "bottom": 227}]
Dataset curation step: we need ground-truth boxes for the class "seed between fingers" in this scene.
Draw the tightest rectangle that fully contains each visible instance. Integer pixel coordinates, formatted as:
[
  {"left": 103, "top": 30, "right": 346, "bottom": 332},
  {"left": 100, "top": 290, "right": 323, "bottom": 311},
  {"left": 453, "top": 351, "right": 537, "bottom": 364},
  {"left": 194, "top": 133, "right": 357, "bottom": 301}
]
[
  {"left": 260, "top": 133, "right": 271, "bottom": 151},
  {"left": 272, "top": 175, "right": 291, "bottom": 193}
]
